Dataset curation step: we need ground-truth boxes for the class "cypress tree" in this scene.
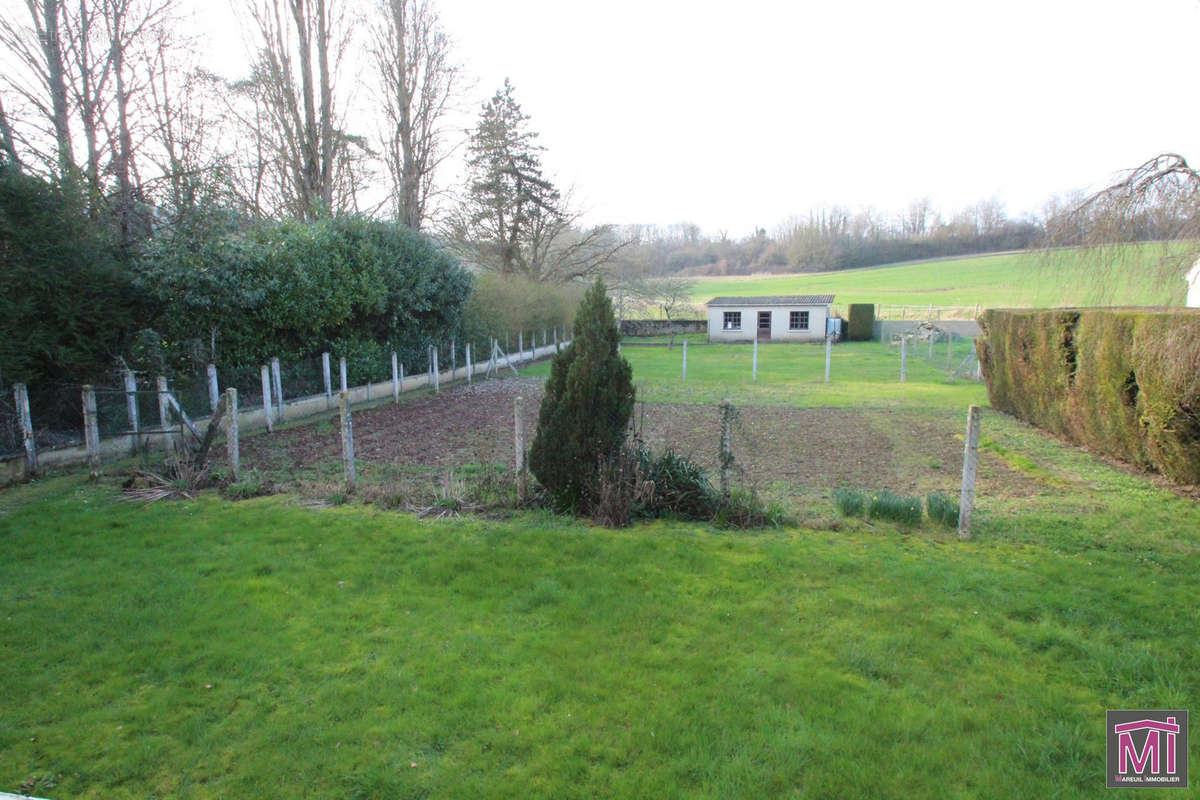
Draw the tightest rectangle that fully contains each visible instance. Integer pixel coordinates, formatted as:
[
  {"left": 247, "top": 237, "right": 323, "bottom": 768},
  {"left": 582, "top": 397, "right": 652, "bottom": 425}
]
[{"left": 529, "top": 278, "right": 634, "bottom": 509}]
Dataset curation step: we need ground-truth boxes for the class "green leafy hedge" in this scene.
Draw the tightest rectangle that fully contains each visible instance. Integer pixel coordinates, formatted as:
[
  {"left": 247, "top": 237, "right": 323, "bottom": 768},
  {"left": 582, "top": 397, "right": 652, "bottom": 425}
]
[
  {"left": 137, "top": 216, "right": 471, "bottom": 374},
  {"left": 977, "top": 308, "right": 1200, "bottom": 484},
  {"left": 847, "top": 303, "right": 874, "bottom": 341}
]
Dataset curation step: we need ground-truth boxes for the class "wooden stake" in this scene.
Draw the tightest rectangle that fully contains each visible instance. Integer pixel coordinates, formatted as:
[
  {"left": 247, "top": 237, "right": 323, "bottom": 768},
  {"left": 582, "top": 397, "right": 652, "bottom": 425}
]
[
  {"left": 514, "top": 395, "right": 527, "bottom": 503},
  {"left": 338, "top": 391, "right": 356, "bottom": 492},
  {"left": 957, "top": 404, "right": 981, "bottom": 540}
]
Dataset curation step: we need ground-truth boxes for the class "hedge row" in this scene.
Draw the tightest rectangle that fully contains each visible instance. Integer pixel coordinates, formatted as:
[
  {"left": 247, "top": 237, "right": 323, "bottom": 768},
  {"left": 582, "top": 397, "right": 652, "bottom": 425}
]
[
  {"left": 976, "top": 308, "right": 1200, "bottom": 484},
  {"left": 847, "top": 303, "right": 874, "bottom": 341}
]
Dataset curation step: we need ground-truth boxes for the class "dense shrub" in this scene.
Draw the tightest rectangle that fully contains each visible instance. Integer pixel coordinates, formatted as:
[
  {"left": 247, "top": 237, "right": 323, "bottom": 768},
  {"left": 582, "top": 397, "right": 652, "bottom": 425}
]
[
  {"left": 0, "top": 168, "right": 146, "bottom": 387},
  {"left": 137, "top": 216, "right": 471, "bottom": 373},
  {"left": 645, "top": 448, "right": 719, "bottom": 519},
  {"left": 529, "top": 278, "right": 635, "bottom": 510},
  {"left": 833, "top": 487, "right": 866, "bottom": 516},
  {"left": 925, "top": 492, "right": 959, "bottom": 528},
  {"left": 867, "top": 490, "right": 923, "bottom": 525},
  {"left": 978, "top": 308, "right": 1200, "bottom": 484},
  {"left": 847, "top": 303, "right": 875, "bottom": 341}
]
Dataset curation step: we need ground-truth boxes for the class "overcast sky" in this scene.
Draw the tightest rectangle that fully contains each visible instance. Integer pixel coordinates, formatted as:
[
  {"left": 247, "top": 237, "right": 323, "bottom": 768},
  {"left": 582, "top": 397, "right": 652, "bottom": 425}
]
[{"left": 196, "top": 0, "right": 1200, "bottom": 236}]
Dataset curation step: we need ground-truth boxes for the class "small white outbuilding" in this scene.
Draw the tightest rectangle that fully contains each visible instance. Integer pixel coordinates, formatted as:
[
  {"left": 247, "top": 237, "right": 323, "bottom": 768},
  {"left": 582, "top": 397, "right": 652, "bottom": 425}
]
[
  {"left": 706, "top": 295, "right": 835, "bottom": 343},
  {"left": 1187, "top": 258, "right": 1200, "bottom": 308}
]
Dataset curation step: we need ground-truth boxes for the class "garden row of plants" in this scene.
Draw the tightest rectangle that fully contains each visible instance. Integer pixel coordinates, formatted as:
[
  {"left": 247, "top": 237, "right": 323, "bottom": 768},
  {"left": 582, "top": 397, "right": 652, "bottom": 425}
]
[{"left": 833, "top": 487, "right": 960, "bottom": 528}]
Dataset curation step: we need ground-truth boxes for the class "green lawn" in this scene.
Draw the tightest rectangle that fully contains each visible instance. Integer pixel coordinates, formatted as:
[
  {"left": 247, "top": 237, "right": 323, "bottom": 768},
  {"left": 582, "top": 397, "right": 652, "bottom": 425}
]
[
  {"left": 680, "top": 244, "right": 1191, "bottom": 311},
  {"left": 2, "top": 342, "right": 1198, "bottom": 798}
]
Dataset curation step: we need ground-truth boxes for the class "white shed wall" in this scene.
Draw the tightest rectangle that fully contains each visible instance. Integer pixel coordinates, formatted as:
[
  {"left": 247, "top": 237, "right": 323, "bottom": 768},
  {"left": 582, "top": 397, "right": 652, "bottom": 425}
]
[{"left": 707, "top": 305, "right": 829, "bottom": 342}]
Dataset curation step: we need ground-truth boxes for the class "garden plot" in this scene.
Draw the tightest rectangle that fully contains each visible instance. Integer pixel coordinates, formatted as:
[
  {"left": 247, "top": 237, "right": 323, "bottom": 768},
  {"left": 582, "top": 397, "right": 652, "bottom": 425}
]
[{"left": 234, "top": 375, "right": 1044, "bottom": 504}]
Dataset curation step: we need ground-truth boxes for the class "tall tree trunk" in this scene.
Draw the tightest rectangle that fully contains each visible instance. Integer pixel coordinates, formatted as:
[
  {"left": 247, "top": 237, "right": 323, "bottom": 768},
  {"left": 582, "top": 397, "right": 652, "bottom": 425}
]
[{"left": 34, "top": 0, "right": 75, "bottom": 177}]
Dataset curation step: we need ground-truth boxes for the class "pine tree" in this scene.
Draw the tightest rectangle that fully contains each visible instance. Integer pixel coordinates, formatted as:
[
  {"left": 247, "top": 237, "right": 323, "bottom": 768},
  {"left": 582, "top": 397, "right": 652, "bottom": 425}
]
[
  {"left": 529, "top": 278, "right": 634, "bottom": 509},
  {"left": 451, "top": 79, "right": 565, "bottom": 276}
]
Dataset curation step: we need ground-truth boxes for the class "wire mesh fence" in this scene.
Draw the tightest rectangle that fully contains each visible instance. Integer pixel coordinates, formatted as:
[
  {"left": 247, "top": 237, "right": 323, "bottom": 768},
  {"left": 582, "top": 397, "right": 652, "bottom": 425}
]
[
  {"left": 1, "top": 326, "right": 574, "bottom": 472},
  {"left": 886, "top": 322, "right": 982, "bottom": 380}
]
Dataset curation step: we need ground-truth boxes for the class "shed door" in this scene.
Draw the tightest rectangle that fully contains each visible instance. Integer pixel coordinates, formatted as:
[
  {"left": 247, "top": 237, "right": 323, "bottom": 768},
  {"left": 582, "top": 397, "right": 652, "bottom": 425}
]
[{"left": 758, "top": 311, "right": 771, "bottom": 340}]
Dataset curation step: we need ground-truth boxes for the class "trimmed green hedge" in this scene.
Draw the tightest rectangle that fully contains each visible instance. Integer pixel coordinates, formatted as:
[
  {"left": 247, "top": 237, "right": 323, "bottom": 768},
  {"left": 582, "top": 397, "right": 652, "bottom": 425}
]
[
  {"left": 977, "top": 308, "right": 1200, "bottom": 484},
  {"left": 847, "top": 303, "right": 874, "bottom": 341}
]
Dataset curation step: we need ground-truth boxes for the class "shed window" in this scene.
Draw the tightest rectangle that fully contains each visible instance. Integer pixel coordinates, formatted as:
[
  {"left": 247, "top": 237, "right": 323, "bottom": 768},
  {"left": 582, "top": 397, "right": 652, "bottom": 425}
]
[
  {"left": 789, "top": 310, "right": 809, "bottom": 330},
  {"left": 723, "top": 311, "right": 742, "bottom": 330}
]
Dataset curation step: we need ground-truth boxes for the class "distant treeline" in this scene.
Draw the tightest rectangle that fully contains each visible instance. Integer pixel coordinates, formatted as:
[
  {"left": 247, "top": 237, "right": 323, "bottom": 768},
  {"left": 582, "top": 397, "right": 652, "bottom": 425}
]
[{"left": 612, "top": 198, "right": 1053, "bottom": 277}]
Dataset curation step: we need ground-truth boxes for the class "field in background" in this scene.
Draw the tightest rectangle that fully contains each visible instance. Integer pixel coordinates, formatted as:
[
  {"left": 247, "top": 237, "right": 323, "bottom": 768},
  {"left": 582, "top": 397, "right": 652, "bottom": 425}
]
[
  {"left": 678, "top": 244, "right": 1190, "bottom": 312},
  {"left": 2, "top": 340, "right": 1198, "bottom": 798}
]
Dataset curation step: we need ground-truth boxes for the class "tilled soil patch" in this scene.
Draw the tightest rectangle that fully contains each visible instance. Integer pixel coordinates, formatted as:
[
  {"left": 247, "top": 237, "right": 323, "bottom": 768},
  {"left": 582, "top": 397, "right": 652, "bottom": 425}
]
[{"left": 239, "top": 377, "right": 1041, "bottom": 498}]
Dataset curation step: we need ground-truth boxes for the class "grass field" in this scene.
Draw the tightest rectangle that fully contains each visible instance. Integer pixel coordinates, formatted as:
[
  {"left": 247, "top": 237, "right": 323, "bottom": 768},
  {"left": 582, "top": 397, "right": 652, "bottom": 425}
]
[
  {"left": 679, "top": 244, "right": 1191, "bottom": 311},
  {"left": 2, "top": 342, "right": 1198, "bottom": 798}
]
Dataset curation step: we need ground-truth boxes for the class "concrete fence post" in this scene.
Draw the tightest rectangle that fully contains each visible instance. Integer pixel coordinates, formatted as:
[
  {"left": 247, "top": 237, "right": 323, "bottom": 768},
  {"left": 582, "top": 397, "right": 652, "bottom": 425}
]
[
  {"left": 825, "top": 335, "right": 832, "bottom": 383},
  {"left": 270, "top": 358, "right": 283, "bottom": 419},
  {"left": 451, "top": 338, "right": 457, "bottom": 377},
  {"left": 518, "top": 331, "right": 523, "bottom": 363},
  {"left": 225, "top": 387, "right": 239, "bottom": 480},
  {"left": 752, "top": 338, "right": 758, "bottom": 381},
  {"left": 339, "top": 357, "right": 348, "bottom": 394},
  {"left": 123, "top": 370, "right": 139, "bottom": 436},
  {"left": 514, "top": 395, "right": 527, "bottom": 503},
  {"left": 14, "top": 382, "right": 37, "bottom": 476},
  {"left": 433, "top": 347, "right": 440, "bottom": 393},
  {"left": 338, "top": 390, "right": 356, "bottom": 492},
  {"left": 466, "top": 343, "right": 473, "bottom": 383},
  {"left": 260, "top": 365, "right": 274, "bottom": 432},
  {"left": 392, "top": 352, "right": 400, "bottom": 402},
  {"left": 207, "top": 363, "right": 220, "bottom": 412},
  {"left": 157, "top": 375, "right": 170, "bottom": 428},
  {"left": 947, "top": 333, "right": 953, "bottom": 369},
  {"left": 958, "top": 404, "right": 981, "bottom": 540},
  {"left": 900, "top": 337, "right": 908, "bottom": 382},
  {"left": 400, "top": 361, "right": 406, "bottom": 394},
  {"left": 682, "top": 339, "right": 688, "bottom": 380},
  {"left": 323, "top": 352, "right": 332, "bottom": 405},
  {"left": 82, "top": 385, "right": 100, "bottom": 478},
  {"left": 554, "top": 327, "right": 559, "bottom": 353}
]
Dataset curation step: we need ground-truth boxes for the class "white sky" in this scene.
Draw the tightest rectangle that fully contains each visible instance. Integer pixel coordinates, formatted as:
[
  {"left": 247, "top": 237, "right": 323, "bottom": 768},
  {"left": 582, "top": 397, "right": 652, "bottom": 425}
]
[{"left": 193, "top": 0, "right": 1200, "bottom": 236}]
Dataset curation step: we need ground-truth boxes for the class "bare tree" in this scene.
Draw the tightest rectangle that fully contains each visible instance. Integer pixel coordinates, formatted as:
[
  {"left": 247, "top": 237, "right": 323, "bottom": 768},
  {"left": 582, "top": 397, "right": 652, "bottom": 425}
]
[
  {"left": 1044, "top": 153, "right": 1200, "bottom": 300},
  {"left": 653, "top": 275, "right": 697, "bottom": 321},
  {"left": 368, "top": 0, "right": 460, "bottom": 230},
  {"left": 239, "top": 0, "right": 360, "bottom": 219}
]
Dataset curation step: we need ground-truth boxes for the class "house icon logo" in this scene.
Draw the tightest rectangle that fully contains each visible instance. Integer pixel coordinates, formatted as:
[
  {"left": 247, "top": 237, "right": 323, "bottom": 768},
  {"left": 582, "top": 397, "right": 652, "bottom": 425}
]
[{"left": 1107, "top": 710, "right": 1188, "bottom": 788}]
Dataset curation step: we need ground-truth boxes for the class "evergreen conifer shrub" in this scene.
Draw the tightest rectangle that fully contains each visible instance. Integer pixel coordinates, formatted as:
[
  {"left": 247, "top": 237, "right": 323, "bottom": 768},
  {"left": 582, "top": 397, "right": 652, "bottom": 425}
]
[{"left": 529, "top": 278, "right": 635, "bottom": 510}]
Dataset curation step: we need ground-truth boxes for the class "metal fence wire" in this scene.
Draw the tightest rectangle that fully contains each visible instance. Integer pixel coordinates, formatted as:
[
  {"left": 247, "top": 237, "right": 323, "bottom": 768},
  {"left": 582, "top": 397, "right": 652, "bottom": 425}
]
[{"left": 888, "top": 323, "right": 982, "bottom": 380}]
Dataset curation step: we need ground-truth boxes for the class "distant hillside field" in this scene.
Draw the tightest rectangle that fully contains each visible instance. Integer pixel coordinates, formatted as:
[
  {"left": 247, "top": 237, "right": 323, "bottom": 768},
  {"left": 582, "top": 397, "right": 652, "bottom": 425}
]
[{"left": 682, "top": 245, "right": 1191, "bottom": 312}]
